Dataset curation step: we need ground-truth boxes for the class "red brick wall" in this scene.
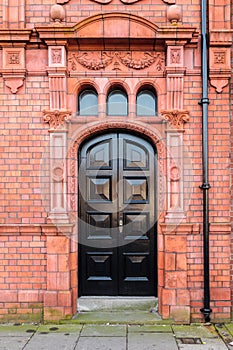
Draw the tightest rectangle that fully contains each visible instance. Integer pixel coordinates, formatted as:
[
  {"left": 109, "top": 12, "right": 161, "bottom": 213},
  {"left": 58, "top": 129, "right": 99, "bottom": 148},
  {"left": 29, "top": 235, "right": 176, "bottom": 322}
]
[
  {"left": 0, "top": 229, "right": 46, "bottom": 322},
  {"left": 0, "top": 0, "right": 232, "bottom": 323}
]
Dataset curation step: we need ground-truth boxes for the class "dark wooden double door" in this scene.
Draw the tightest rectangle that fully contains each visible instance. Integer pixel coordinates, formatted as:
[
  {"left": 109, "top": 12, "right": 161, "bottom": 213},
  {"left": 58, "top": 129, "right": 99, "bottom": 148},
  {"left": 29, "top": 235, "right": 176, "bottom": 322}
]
[{"left": 79, "top": 133, "right": 157, "bottom": 296}]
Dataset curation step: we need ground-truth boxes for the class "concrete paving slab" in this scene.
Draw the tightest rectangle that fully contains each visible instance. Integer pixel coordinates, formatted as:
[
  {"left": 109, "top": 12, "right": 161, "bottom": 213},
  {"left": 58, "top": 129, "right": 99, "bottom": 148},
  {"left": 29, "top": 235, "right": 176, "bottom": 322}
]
[
  {"left": 225, "top": 323, "right": 233, "bottom": 336},
  {"left": 128, "top": 324, "right": 172, "bottom": 333},
  {"left": 72, "top": 311, "right": 161, "bottom": 324},
  {"left": 81, "top": 324, "right": 126, "bottom": 337},
  {"left": 128, "top": 332, "right": 178, "bottom": 350},
  {"left": 23, "top": 333, "right": 79, "bottom": 350},
  {"left": 172, "top": 325, "right": 218, "bottom": 338},
  {"left": 215, "top": 324, "right": 233, "bottom": 347},
  {"left": 37, "top": 324, "right": 82, "bottom": 334},
  {"left": 75, "top": 336, "right": 126, "bottom": 350},
  {"left": 177, "top": 337, "right": 228, "bottom": 350},
  {"left": 0, "top": 324, "right": 38, "bottom": 336},
  {"left": 0, "top": 336, "right": 30, "bottom": 350}
]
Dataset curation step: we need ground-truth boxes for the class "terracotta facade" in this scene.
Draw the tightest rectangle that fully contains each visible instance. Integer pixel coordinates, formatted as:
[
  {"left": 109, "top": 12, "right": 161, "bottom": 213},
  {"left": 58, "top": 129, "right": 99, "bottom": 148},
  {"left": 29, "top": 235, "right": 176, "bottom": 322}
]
[{"left": 0, "top": 0, "right": 232, "bottom": 323}]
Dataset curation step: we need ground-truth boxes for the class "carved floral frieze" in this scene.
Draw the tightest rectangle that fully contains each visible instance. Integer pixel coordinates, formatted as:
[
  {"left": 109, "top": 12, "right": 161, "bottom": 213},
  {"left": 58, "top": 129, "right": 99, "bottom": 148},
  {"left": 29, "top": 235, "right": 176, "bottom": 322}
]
[
  {"left": 68, "top": 51, "right": 165, "bottom": 72},
  {"left": 43, "top": 110, "right": 72, "bottom": 129},
  {"left": 161, "top": 110, "right": 189, "bottom": 130},
  {"left": 57, "top": 0, "right": 174, "bottom": 3}
]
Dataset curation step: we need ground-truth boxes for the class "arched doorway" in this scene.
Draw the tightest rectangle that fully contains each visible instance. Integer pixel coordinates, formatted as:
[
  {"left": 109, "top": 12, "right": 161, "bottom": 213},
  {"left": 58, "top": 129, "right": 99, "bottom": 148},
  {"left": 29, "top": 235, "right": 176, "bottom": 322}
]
[{"left": 78, "top": 132, "right": 157, "bottom": 296}]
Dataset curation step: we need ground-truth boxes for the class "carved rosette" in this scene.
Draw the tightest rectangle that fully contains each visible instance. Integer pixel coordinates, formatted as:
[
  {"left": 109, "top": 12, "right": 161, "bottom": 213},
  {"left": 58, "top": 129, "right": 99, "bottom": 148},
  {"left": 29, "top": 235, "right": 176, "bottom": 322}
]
[
  {"left": 43, "top": 110, "right": 72, "bottom": 129},
  {"left": 160, "top": 110, "right": 189, "bottom": 130}
]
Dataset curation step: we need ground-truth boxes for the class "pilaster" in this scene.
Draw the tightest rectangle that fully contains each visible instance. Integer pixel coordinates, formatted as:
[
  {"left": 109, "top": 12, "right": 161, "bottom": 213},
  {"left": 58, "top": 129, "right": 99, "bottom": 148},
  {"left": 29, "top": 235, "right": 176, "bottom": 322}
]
[{"left": 43, "top": 44, "right": 71, "bottom": 224}]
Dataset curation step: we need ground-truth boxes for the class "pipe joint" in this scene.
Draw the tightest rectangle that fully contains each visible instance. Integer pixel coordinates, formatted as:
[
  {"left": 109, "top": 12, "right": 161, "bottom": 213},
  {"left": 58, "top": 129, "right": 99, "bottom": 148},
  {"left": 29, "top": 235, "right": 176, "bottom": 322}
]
[
  {"left": 200, "top": 183, "right": 211, "bottom": 190},
  {"left": 198, "top": 98, "right": 210, "bottom": 105}
]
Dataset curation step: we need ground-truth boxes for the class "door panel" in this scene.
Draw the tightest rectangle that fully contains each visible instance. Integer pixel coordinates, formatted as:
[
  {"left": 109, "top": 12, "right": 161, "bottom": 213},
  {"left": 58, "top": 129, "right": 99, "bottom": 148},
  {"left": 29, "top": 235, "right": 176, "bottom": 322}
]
[{"left": 79, "top": 133, "right": 157, "bottom": 296}]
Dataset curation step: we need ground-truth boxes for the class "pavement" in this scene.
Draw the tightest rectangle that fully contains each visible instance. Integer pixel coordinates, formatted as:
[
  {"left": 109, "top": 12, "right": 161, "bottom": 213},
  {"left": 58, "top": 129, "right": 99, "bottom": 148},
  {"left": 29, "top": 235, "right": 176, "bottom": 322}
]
[{"left": 1, "top": 321, "right": 233, "bottom": 350}]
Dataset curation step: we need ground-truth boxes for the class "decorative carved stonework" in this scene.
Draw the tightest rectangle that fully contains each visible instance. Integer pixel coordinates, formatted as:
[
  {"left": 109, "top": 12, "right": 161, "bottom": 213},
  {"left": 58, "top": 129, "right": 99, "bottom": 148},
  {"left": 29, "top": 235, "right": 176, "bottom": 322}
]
[
  {"left": 89, "top": 0, "right": 142, "bottom": 3},
  {"left": 167, "top": 46, "right": 184, "bottom": 67},
  {"left": 2, "top": 47, "right": 26, "bottom": 94},
  {"left": 43, "top": 110, "right": 72, "bottom": 129},
  {"left": 4, "top": 78, "right": 24, "bottom": 94},
  {"left": 57, "top": 0, "right": 173, "bottom": 3},
  {"left": 170, "top": 48, "right": 181, "bottom": 64},
  {"left": 209, "top": 77, "right": 229, "bottom": 94},
  {"left": 7, "top": 52, "right": 20, "bottom": 65},
  {"left": 48, "top": 46, "right": 66, "bottom": 67},
  {"left": 51, "top": 49, "right": 62, "bottom": 64},
  {"left": 68, "top": 51, "right": 165, "bottom": 72},
  {"left": 214, "top": 51, "right": 225, "bottom": 65},
  {"left": 161, "top": 110, "right": 189, "bottom": 129},
  {"left": 209, "top": 37, "right": 231, "bottom": 93}
]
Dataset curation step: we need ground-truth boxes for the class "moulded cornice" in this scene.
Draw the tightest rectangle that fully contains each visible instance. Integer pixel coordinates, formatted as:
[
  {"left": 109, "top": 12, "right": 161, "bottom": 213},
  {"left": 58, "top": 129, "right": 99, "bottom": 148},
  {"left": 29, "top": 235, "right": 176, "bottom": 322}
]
[
  {"left": 35, "top": 13, "right": 198, "bottom": 47},
  {"left": 0, "top": 29, "right": 32, "bottom": 44},
  {"left": 209, "top": 29, "right": 233, "bottom": 46}
]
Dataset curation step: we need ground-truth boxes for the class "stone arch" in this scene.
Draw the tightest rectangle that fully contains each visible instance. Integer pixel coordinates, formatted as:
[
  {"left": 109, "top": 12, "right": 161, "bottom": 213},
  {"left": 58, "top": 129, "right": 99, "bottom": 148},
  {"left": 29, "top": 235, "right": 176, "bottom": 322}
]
[
  {"left": 67, "top": 120, "right": 167, "bottom": 217},
  {"left": 71, "top": 12, "right": 159, "bottom": 40}
]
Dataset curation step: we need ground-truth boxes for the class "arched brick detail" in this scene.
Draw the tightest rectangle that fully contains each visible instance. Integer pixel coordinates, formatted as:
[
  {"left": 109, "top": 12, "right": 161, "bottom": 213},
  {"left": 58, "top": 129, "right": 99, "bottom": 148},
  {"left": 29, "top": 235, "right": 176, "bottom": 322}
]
[
  {"left": 71, "top": 79, "right": 101, "bottom": 95},
  {"left": 133, "top": 78, "right": 166, "bottom": 113},
  {"left": 103, "top": 79, "right": 131, "bottom": 97},
  {"left": 67, "top": 120, "right": 166, "bottom": 215}
]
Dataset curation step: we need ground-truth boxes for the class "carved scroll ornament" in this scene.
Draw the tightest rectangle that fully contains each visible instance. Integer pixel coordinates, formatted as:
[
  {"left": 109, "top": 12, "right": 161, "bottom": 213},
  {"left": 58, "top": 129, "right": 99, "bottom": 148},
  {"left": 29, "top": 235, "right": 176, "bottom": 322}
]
[
  {"left": 43, "top": 110, "right": 72, "bottom": 129},
  {"left": 68, "top": 51, "right": 165, "bottom": 72},
  {"left": 161, "top": 110, "right": 189, "bottom": 130}
]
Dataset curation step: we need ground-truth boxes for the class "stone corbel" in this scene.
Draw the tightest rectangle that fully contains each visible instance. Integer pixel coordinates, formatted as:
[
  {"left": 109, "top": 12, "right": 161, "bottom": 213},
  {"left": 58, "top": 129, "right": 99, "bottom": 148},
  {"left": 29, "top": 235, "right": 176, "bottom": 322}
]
[
  {"left": 2, "top": 47, "right": 26, "bottom": 94},
  {"left": 209, "top": 31, "right": 233, "bottom": 93}
]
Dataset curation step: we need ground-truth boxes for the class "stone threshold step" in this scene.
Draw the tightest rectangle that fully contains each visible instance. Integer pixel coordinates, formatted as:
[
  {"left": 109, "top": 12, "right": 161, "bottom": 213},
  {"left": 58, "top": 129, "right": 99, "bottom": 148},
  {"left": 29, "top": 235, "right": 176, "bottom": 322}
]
[{"left": 77, "top": 296, "right": 158, "bottom": 312}]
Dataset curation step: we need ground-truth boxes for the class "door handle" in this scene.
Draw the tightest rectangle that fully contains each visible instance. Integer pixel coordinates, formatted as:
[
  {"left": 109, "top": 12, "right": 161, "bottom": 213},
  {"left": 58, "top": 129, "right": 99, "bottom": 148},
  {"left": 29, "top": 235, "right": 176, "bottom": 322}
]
[{"left": 119, "top": 219, "right": 123, "bottom": 233}]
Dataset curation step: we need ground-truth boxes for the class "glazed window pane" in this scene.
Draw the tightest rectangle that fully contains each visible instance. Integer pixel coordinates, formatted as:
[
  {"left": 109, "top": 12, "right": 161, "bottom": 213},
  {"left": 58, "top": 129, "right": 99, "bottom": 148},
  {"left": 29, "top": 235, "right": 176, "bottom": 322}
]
[
  {"left": 107, "top": 90, "right": 128, "bottom": 116},
  {"left": 78, "top": 90, "right": 98, "bottom": 116},
  {"left": 136, "top": 90, "right": 157, "bottom": 116}
]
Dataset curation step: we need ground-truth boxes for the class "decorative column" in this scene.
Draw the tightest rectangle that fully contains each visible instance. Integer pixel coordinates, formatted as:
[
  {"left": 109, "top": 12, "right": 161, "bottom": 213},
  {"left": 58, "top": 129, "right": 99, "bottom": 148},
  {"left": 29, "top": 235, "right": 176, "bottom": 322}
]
[
  {"left": 43, "top": 44, "right": 71, "bottom": 224},
  {"left": 161, "top": 43, "right": 189, "bottom": 222}
]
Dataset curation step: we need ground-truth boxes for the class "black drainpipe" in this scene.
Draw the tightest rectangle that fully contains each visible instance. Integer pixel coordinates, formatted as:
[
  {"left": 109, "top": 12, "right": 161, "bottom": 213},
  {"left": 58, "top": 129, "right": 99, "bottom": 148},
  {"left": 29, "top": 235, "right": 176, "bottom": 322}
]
[{"left": 199, "top": 0, "right": 212, "bottom": 322}]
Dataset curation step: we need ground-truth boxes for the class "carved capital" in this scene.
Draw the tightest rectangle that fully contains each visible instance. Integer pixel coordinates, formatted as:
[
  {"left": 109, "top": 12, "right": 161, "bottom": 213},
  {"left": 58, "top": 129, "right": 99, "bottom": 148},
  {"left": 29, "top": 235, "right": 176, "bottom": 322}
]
[
  {"left": 161, "top": 110, "right": 189, "bottom": 129},
  {"left": 43, "top": 109, "right": 72, "bottom": 129}
]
